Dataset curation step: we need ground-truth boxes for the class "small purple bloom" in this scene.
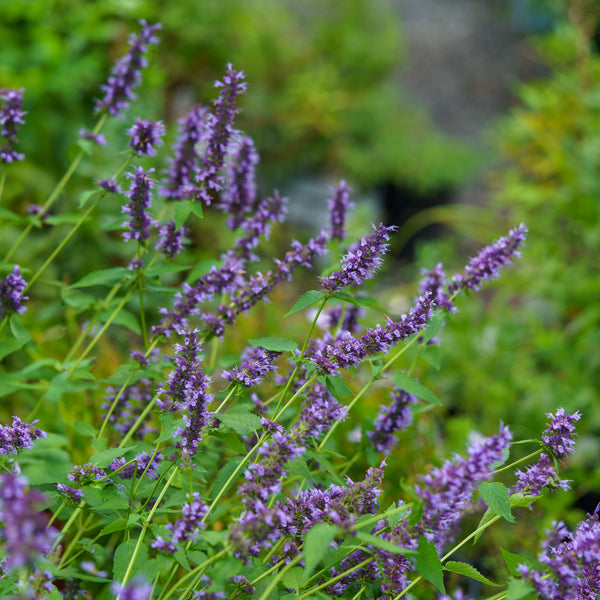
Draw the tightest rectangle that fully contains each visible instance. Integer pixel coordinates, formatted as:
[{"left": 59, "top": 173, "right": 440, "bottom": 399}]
[
  {"left": 0, "top": 265, "right": 29, "bottom": 318},
  {"left": 0, "top": 416, "right": 46, "bottom": 456},
  {"left": 222, "top": 346, "right": 279, "bottom": 387},
  {"left": 367, "top": 387, "right": 417, "bottom": 453},
  {"left": 112, "top": 577, "right": 152, "bottom": 600},
  {"left": 109, "top": 451, "right": 163, "bottom": 480},
  {"left": 128, "top": 257, "right": 144, "bottom": 270},
  {"left": 321, "top": 223, "right": 396, "bottom": 293},
  {"left": 96, "top": 20, "right": 161, "bottom": 118},
  {"left": 67, "top": 463, "right": 106, "bottom": 485},
  {"left": 328, "top": 180, "right": 353, "bottom": 242},
  {"left": 79, "top": 129, "right": 107, "bottom": 146},
  {"left": 220, "top": 135, "right": 259, "bottom": 229},
  {"left": 56, "top": 484, "right": 84, "bottom": 504},
  {"left": 420, "top": 262, "right": 455, "bottom": 312},
  {"left": 0, "top": 88, "right": 26, "bottom": 163},
  {"left": 513, "top": 453, "right": 570, "bottom": 496},
  {"left": 127, "top": 118, "right": 165, "bottom": 156},
  {"left": 449, "top": 223, "right": 527, "bottom": 293},
  {"left": 0, "top": 473, "right": 57, "bottom": 571},
  {"left": 98, "top": 178, "right": 122, "bottom": 194},
  {"left": 156, "top": 221, "right": 187, "bottom": 258},
  {"left": 542, "top": 407, "right": 581, "bottom": 458},
  {"left": 121, "top": 167, "right": 155, "bottom": 242}
]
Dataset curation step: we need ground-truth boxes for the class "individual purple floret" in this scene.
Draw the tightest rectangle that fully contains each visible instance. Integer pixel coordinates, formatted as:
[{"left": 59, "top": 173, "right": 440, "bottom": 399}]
[
  {"left": 0, "top": 473, "right": 57, "bottom": 571},
  {"left": 112, "top": 577, "right": 152, "bottom": 600},
  {"left": 222, "top": 346, "right": 279, "bottom": 387},
  {"left": 518, "top": 510, "right": 600, "bottom": 599},
  {"left": 367, "top": 387, "right": 417, "bottom": 454},
  {"left": 193, "top": 64, "right": 247, "bottom": 206},
  {"left": 121, "top": 167, "right": 155, "bottom": 242},
  {"left": 156, "top": 220, "right": 187, "bottom": 258},
  {"left": 98, "top": 178, "right": 122, "bottom": 194},
  {"left": 127, "top": 118, "right": 165, "bottom": 156},
  {"left": 328, "top": 180, "right": 353, "bottom": 242},
  {"left": 0, "top": 416, "right": 46, "bottom": 456},
  {"left": 67, "top": 463, "right": 106, "bottom": 485},
  {"left": 449, "top": 223, "right": 528, "bottom": 294},
  {"left": 542, "top": 407, "right": 581, "bottom": 458},
  {"left": 420, "top": 263, "right": 455, "bottom": 313},
  {"left": 0, "top": 88, "right": 26, "bottom": 163},
  {"left": 220, "top": 136, "right": 259, "bottom": 229},
  {"left": 162, "top": 105, "right": 208, "bottom": 200},
  {"left": 415, "top": 423, "right": 513, "bottom": 550},
  {"left": 79, "top": 129, "right": 107, "bottom": 146},
  {"left": 321, "top": 223, "right": 396, "bottom": 293},
  {"left": 56, "top": 484, "right": 84, "bottom": 504},
  {"left": 0, "top": 265, "right": 29, "bottom": 318},
  {"left": 152, "top": 492, "right": 208, "bottom": 552},
  {"left": 513, "top": 453, "right": 570, "bottom": 496},
  {"left": 95, "top": 20, "right": 161, "bottom": 118}
]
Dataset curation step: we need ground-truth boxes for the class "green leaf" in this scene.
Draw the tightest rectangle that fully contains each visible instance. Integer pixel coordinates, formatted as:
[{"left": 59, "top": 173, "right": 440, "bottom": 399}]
[
  {"left": 416, "top": 535, "right": 445, "bottom": 594},
  {"left": 0, "top": 330, "right": 26, "bottom": 360},
  {"left": 156, "top": 414, "right": 184, "bottom": 443},
  {"left": 501, "top": 547, "right": 534, "bottom": 578},
  {"left": 443, "top": 561, "right": 500, "bottom": 587},
  {"left": 506, "top": 577, "right": 536, "bottom": 600},
  {"left": 91, "top": 445, "right": 135, "bottom": 468},
  {"left": 78, "top": 190, "right": 97, "bottom": 208},
  {"left": 473, "top": 507, "right": 501, "bottom": 544},
  {"left": 355, "top": 531, "right": 416, "bottom": 556},
  {"left": 174, "top": 201, "right": 193, "bottom": 229},
  {"left": 190, "top": 202, "right": 204, "bottom": 219},
  {"left": 216, "top": 411, "right": 262, "bottom": 435},
  {"left": 304, "top": 451, "right": 344, "bottom": 484},
  {"left": 175, "top": 549, "right": 191, "bottom": 571},
  {"left": 144, "top": 263, "right": 192, "bottom": 278},
  {"left": 98, "top": 308, "right": 141, "bottom": 334},
  {"left": 288, "top": 457, "right": 314, "bottom": 482},
  {"left": 419, "top": 345, "right": 441, "bottom": 370},
  {"left": 285, "top": 290, "right": 325, "bottom": 317},
  {"left": 9, "top": 316, "right": 31, "bottom": 345},
  {"left": 72, "top": 421, "right": 97, "bottom": 437},
  {"left": 211, "top": 458, "right": 244, "bottom": 501},
  {"left": 281, "top": 566, "right": 307, "bottom": 590},
  {"left": 70, "top": 267, "right": 129, "bottom": 289},
  {"left": 479, "top": 482, "right": 515, "bottom": 524},
  {"left": 249, "top": 337, "right": 298, "bottom": 352},
  {"left": 330, "top": 291, "right": 387, "bottom": 312},
  {"left": 113, "top": 540, "right": 148, "bottom": 582},
  {"left": 61, "top": 289, "right": 96, "bottom": 310},
  {"left": 510, "top": 492, "right": 541, "bottom": 508},
  {"left": 422, "top": 311, "right": 445, "bottom": 343},
  {"left": 393, "top": 372, "right": 442, "bottom": 406},
  {"left": 100, "top": 517, "right": 129, "bottom": 536},
  {"left": 325, "top": 374, "right": 353, "bottom": 400},
  {"left": 304, "top": 523, "right": 339, "bottom": 577}
]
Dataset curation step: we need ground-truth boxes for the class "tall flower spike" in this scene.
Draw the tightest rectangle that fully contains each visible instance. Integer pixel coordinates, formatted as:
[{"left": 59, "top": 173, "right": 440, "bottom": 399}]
[
  {"left": 328, "top": 180, "right": 353, "bottom": 242},
  {"left": 449, "top": 223, "right": 527, "bottom": 293},
  {"left": 0, "top": 88, "right": 26, "bottom": 163},
  {"left": 194, "top": 64, "right": 247, "bottom": 205},
  {"left": 121, "top": 167, "right": 155, "bottom": 242},
  {"left": 156, "top": 221, "right": 187, "bottom": 259},
  {"left": 0, "top": 416, "right": 46, "bottom": 456},
  {"left": 0, "top": 265, "right": 29, "bottom": 318},
  {"left": 321, "top": 223, "right": 396, "bottom": 293},
  {"left": 95, "top": 20, "right": 161, "bottom": 118},
  {"left": 222, "top": 346, "right": 279, "bottom": 387},
  {"left": 542, "top": 407, "right": 581, "bottom": 458},
  {"left": 127, "top": 118, "right": 165, "bottom": 156}
]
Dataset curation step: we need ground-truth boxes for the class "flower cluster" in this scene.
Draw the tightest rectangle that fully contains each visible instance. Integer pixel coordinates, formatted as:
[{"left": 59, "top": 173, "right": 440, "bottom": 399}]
[
  {"left": 513, "top": 453, "right": 570, "bottom": 496},
  {"left": 101, "top": 380, "right": 155, "bottom": 438},
  {"left": 127, "top": 118, "right": 165, "bottom": 156},
  {"left": 121, "top": 167, "right": 155, "bottom": 242},
  {"left": 320, "top": 222, "right": 396, "bottom": 292},
  {"left": 78, "top": 129, "right": 106, "bottom": 147},
  {"left": 542, "top": 407, "right": 581, "bottom": 458},
  {"left": 95, "top": 20, "right": 161, "bottom": 118},
  {"left": 0, "top": 473, "right": 56, "bottom": 571},
  {"left": 0, "top": 265, "right": 29, "bottom": 318},
  {"left": 156, "top": 221, "right": 187, "bottom": 258},
  {"left": 109, "top": 451, "right": 163, "bottom": 480},
  {"left": 221, "top": 346, "right": 279, "bottom": 387},
  {"left": 328, "top": 180, "right": 353, "bottom": 242},
  {"left": 0, "top": 88, "right": 26, "bottom": 163},
  {"left": 367, "top": 387, "right": 417, "bottom": 453},
  {"left": 152, "top": 493, "right": 208, "bottom": 552},
  {"left": 0, "top": 416, "right": 46, "bottom": 456}
]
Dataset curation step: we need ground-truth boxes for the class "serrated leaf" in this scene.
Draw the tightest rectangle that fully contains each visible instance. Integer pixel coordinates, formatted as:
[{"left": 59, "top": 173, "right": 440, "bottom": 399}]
[
  {"left": 501, "top": 547, "right": 534, "bottom": 578},
  {"left": 393, "top": 372, "right": 442, "bottom": 406},
  {"left": 156, "top": 414, "right": 183, "bottom": 443},
  {"left": 79, "top": 190, "right": 97, "bottom": 208},
  {"left": 72, "top": 421, "right": 97, "bottom": 437},
  {"left": 510, "top": 492, "right": 541, "bottom": 508},
  {"left": 304, "top": 523, "right": 339, "bottom": 576},
  {"left": 479, "top": 482, "right": 515, "bottom": 523},
  {"left": 443, "top": 561, "right": 500, "bottom": 586},
  {"left": 288, "top": 457, "right": 313, "bottom": 482},
  {"left": 0, "top": 330, "right": 25, "bottom": 360},
  {"left": 145, "top": 263, "right": 191, "bottom": 278},
  {"left": 282, "top": 566, "right": 307, "bottom": 590},
  {"left": 355, "top": 531, "right": 416, "bottom": 556},
  {"left": 9, "top": 316, "right": 31, "bottom": 345},
  {"left": 190, "top": 202, "right": 204, "bottom": 219},
  {"left": 249, "top": 337, "right": 298, "bottom": 352},
  {"left": 416, "top": 535, "right": 445, "bottom": 594},
  {"left": 216, "top": 411, "right": 262, "bottom": 435},
  {"left": 91, "top": 445, "right": 135, "bottom": 468},
  {"left": 174, "top": 201, "right": 193, "bottom": 229},
  {"left": 506, "top": 577, "right": 536, "bottom": 600},
  {"left": 175, "top": 549, "right": 190, "bottom": 571},
  {"left": 98, "top": 308, "right": 141, "bottom": 334},
  {"left": 113, "top": 540, "right": 148, "bottom": 582},
  {"left": 285, "top": 290, "right": 325, "bottom": 317},
  {"left": 70, "top": 267, "right": 129, "bottom": 289},
  {"left": 211, "top": 458, "right": 244, "bottom": 501},
  {"left": 99, "top": 517, "right": 129, "bottom": 536},
  {"left": 325, "top": 374, "right": 353, "bottom": 400}
]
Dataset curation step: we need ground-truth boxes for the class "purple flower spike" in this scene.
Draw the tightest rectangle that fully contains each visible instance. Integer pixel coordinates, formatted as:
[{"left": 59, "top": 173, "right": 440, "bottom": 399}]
[
  {"left": 0, "top": 416, "right": 46, "bottom": 456},
  {"left": 321, "top": 223, "right": 396, "bottom": 293},
  {"left": 0, "top": 88, "right": 26, "bottom": 163},
  {"left": 513, "top": 453, "right": 570, "bottom": 496},
  {"left": 194, "top": 63, "right": 247, "bottom": 205},
  {"left": 127, "top": 117, "right": 165, "bottom": 156},
  {"left": 98, "top": 178, "right": 122, "bottom": 194},
  {"left": 162, "top": 105, "right": 208, "bottom": 200},
  {"left": 420, "top": 263, "right": 455, "bottom": 312},
  {"left": 79, "top": 129, "right": 107, "bottom": 146},
  {"left": 542, "top": 407, "right": 581, "bottom": 458},
  {"left": 367, "top": 387, "right": 417, "bottom": 453},
  {"left": 0, "top": 265, "right": 29, "bottom": 318},
  {"left": 122, "top": 167, "right": 155, "bottom": 242},
  {"left": 112, "top": 577, "right": 152, "bottom": 600},
  {"left": 95, "top": 20, "right": 161, "bottom": 118},
  {"left": 450, "top": 223, "right": 527, "bottom": 293},
  {"left": 220, "top": 136, "right": 259, "bottom": 229},
  {"left": 222, "top": 346, "right": 279, "bottom": 387},
  {"left": 156, "top": 220, "right": 187, "bottom": 258},
  {"left": 0, "top": 473, "right": 57, "bottom": 571},
  {"left": 152, "top": 493, "right": 208, "bottom": 552},
  {"left": 328, "top": 180, "right": 353, "bottom": 242}
]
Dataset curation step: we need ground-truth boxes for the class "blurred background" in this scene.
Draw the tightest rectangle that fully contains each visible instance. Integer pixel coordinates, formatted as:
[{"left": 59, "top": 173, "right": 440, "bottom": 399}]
[{"left": 2, "top": 0, "right": 600, "bottom": 585}]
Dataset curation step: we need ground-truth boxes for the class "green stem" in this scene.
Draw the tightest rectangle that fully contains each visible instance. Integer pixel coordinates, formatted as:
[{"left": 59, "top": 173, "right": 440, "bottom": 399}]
[
  {"left": 493, "top": 448, "right": 543, "bottom": 475},
  {"left": 0, "top": 171, "right": 6, "bottom": 205},
  {"left": 138, "top": 276, "right": 149, "bottom": 349},
  {"left": 257, "top": 553, "right": 303, "bottom": 600},
  {"left": 96, "top": 368, "right": 138, "bottom": 440},
  {"left": 118, "top": 395, "right": 157, "bottom": 449}
]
